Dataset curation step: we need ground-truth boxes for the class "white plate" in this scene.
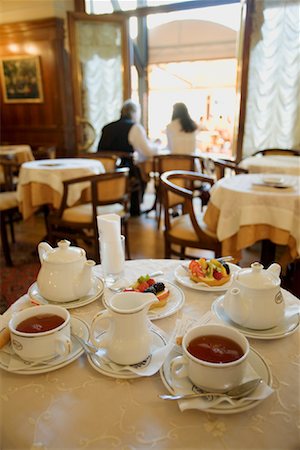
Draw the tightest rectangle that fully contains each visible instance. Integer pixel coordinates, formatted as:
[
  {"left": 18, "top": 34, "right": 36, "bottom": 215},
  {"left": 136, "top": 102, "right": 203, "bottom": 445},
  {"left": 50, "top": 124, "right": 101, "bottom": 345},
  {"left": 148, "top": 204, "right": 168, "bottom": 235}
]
[
  {"left": 28, "top": 276, "right": 104, "bottom": 309},
  {"left": 160, "top": 345, "right": 272, "bottom": 414},
  {"left": 0, "top": 317, "right": 89, "bottom": 375},
  {"left": 211, "top": 294, "right": 300, "bottom": 339},
  {"left": 174, "top": 263, "right": 240, "bottom": 292},
  {"left": 87, "top": 328, "right": 167, "bottom": 379},
  {"left": 262, "top": 175, "right": 285, "bottom": 186},
  {"left": 103, "top": 280, "right": 185, "bottom": 320}
]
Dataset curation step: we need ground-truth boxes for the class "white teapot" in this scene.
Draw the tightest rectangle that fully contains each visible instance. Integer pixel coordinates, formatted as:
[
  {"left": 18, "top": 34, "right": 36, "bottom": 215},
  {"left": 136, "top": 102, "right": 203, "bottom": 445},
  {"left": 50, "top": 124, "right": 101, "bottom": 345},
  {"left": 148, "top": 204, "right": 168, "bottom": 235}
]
[
  {"left": 37, "top": 240, "right": 96, "bottom": 302},
  {"left": 223, "top": 262, "right": 284, "bottom": 330}
]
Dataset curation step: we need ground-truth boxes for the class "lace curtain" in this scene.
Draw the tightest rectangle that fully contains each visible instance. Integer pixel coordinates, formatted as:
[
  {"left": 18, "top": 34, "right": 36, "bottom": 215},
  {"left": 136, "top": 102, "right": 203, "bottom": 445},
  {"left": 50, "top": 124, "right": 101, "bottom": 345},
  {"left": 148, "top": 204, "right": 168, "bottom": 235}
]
[
  {"left": 243, "top": 0, "right": 300, "bottom": 156},
  {"left": 75, "top": 21, "right": 123, "bottom": 151}
]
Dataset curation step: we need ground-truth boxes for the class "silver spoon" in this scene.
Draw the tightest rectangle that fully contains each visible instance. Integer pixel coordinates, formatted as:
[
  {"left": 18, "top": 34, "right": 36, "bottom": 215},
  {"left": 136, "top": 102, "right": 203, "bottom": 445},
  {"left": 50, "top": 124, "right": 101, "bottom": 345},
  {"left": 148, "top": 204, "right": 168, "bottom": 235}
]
[
  {"left": 72, "top": 334, "right": 98, "bottom": 354},
  {"left": 159, "top": 378, "right": 262, "bottom": 401},
  {"left": 108, "top": 270, "right": 164, "bottom": 293}
]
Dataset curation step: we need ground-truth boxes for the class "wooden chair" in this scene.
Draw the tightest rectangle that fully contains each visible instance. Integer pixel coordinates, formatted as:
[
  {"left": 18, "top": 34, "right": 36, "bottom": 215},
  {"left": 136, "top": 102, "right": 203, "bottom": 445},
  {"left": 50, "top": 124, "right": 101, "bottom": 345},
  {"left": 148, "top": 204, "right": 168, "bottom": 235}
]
[
  {"left": 152, "top": 154, "right": 206, "bottom": 229},
  {"left": 78, "top": 152, "right": 118, "bottom": 172},
  {"left": 0, "top": 159, "right": 21, "bottom": 266},
  {"left": 252, "top": 148, "right": 300, "bottom": 157},
  {"left": 46, "top": 168, "right": 130, "bottom": 263},
  {"left": 160, "top": 170, "right": 221, "bottom": 259},
  {"left": 212, "top": 159, "right": 248, "bottom": 180}
]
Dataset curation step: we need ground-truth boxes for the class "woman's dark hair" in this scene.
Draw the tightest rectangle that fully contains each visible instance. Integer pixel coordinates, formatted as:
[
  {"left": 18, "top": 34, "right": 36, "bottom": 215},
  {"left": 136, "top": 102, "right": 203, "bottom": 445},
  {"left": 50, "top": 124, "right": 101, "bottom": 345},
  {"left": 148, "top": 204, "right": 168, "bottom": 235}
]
[{"left": 172, "top": 103, "right": 197, "bottom": 133}]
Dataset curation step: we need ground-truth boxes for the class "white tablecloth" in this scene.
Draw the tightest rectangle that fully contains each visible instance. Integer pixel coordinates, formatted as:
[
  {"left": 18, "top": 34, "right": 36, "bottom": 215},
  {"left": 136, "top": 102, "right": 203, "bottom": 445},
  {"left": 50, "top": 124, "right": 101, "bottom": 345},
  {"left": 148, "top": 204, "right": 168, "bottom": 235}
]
[
  {"left": 240, "top": 155, "right": 300, "bottom": 176},
  {"left": 205, "top": 173, "right": 300, "bottom": 256},
  {"left": 1, "top": 259, "right": 299, "bottom": 450}
]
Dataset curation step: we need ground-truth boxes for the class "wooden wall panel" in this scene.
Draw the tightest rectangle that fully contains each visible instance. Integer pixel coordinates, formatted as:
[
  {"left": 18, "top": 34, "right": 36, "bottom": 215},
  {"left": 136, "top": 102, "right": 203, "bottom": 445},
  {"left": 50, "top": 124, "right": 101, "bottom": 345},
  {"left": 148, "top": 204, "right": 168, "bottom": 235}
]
[{"left": 0, "top": 18, "right": 76, "bottom": 156}]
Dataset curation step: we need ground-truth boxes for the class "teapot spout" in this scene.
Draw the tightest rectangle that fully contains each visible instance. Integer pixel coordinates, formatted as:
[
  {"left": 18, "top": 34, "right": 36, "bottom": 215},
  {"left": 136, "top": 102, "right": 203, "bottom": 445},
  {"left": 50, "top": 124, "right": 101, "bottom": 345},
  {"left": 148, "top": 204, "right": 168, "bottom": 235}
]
[
  {"left": 75, "top": 259, "right": 96, "bottom": 298},
  {"left": 224, "top": 287, "right": 249, "bottom": 325},
  {"left": 266, "top": 263, "right": 281, "bottom": 278},
  {"left": 38, "top": 242, "right": 54, "bottom": 264}
]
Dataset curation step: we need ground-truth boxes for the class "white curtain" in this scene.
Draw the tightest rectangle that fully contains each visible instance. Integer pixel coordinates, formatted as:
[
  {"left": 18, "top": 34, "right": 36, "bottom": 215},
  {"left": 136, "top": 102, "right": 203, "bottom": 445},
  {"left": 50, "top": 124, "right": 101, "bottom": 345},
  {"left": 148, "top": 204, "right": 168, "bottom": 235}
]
[{"left": 243, "top": 0, "right": 300, "bottom": 157}]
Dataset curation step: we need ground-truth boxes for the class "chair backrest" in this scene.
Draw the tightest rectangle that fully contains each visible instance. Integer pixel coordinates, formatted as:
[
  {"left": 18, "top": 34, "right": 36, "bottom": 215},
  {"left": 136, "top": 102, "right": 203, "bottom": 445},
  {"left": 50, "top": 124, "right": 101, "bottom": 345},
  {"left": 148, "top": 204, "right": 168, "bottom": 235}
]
[
  {"left": 207, "top": 158, "right": 248, "bottom": 180},
  {"left": 252, "top": 148, "right": 300, "bottom": 157},
  {"left": 0, "top": 157, "right": 20, "bottom": 192},
  {"left": 153, "top": 154, "right": 204, "bottom": 190},
  {"left": 79, "top": 152, "right": 118, "bottom": 172},
  {"left": 95, "top": 150, "right": 135, "bottom": 169}
]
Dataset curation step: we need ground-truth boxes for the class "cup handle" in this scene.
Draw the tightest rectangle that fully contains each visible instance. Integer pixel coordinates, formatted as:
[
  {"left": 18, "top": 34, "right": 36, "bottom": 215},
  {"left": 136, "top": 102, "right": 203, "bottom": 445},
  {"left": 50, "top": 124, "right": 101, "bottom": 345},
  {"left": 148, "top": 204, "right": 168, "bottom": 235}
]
[
  {"left": 90, "top": 310, "right": 111, "bottom": 348},
  {"left": 55, "top": 335, "right": 72, "bottom": 357},
  {"left": 170, "top": 355, "right": 189, "bottom": 380}
]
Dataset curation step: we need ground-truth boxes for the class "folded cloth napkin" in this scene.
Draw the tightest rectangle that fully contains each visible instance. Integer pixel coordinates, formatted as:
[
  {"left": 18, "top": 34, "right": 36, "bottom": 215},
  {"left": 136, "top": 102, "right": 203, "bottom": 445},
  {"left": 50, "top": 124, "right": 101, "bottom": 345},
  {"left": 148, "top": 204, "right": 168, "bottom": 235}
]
[
  {"left": 177, "top": 362, "right": 274, "bottom": 412},
  {"left": 97, "top": 214, "right": 124, "bottom": 274},
  {"left": 94, "top": 321, "right": 181, "bottom": 377}
]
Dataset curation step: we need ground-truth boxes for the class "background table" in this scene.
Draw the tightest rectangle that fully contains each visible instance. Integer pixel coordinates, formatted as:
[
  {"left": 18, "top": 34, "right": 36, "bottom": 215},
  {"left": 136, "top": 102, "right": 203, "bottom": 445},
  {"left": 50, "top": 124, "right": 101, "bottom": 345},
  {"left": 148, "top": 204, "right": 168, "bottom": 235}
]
[
  {"left": 1, "top": 259, "right": 299, "bottom": 450},
  {"left": 239, "top": 155, "right": 300, "bottom": 176},
  {"left": 0, "top": 144, "right": 34, "bottom": 164},
  {"left": 204, "top": 173, "right": 300, "bottom": 265},
  {"left": 17, "top": 158, "right": 105, "bottom": 219}
]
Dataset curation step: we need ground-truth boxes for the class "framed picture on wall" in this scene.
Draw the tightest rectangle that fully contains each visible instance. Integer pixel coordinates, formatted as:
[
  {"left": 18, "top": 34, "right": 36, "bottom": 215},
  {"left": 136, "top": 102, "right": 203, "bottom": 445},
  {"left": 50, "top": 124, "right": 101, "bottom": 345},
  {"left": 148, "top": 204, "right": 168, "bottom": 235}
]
[{"left": 0, "top": 55, "right": 44, "bottom": 103}]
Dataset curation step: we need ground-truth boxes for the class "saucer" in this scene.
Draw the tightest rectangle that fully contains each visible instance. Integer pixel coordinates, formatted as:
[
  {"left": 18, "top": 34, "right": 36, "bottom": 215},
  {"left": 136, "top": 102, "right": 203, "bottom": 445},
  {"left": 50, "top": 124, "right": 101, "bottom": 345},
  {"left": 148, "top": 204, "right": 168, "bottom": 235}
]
[
  {"left": 211, "top": 294, "right": 300, "bottom": 339},
  {"left": 0, "top": 317, "right": 89, "bottom": 375},
  {"left": 160, "top": 345, "right": 272, "bottom": 414},
  {"left": 87, "top": 328, "right": 167, "bottom": 379},
  {"left": 174, "top": 263, "right": 240, "bottom": 292},
  {"left": 28, "top": 276, "right": 104, "bottom": 309},
  {"left": 103, "top": 280, "right": 185, "bottom": 320}
]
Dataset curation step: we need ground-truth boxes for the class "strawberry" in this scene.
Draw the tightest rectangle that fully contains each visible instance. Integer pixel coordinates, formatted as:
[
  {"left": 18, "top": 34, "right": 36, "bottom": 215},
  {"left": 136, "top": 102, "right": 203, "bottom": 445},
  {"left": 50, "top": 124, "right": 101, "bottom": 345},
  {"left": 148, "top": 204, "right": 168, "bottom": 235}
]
[
  {"left": 147, "top": 278, "right": 155, "bottom": 286},
  {"left": 137, "top": 281, "right": 149, "bottom": 292},
  {"left": 213, "top": 269, "right": 223, "bottom": 280}
]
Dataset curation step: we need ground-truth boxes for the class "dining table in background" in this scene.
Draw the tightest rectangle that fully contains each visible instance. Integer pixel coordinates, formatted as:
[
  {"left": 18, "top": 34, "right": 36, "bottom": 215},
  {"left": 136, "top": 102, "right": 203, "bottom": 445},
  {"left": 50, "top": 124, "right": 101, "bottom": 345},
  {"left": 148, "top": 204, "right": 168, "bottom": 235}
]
[
  {"left": 1, "top": 259, "right": 299, "bottom": 449},
  {"left": 239, "top": 154, "right": 300, "bottom": 176},
  {"left": 0, "top": 144, "right": 34, "bottom": 164},
  {"left": 17, "top": 158, "right": 105, "bottom": 220},
  {"left": 203, "top": 173, "right": 300, "bottom": 267}
]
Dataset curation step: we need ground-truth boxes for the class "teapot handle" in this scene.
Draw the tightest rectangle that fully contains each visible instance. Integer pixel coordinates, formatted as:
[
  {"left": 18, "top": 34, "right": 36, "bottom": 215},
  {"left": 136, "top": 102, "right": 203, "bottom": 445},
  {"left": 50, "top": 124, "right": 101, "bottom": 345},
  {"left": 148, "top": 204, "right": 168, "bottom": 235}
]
[{"left": 38, "top": 242, "right": 53, "bottom": 264}]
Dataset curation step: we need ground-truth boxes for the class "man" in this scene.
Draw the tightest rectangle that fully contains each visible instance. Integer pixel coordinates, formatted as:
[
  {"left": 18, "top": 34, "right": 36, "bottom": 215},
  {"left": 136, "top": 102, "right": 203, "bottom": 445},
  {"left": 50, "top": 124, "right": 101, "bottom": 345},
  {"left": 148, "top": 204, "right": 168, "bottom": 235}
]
[{"left": 97, "top": 99, "right": 158, "bottom": 216}]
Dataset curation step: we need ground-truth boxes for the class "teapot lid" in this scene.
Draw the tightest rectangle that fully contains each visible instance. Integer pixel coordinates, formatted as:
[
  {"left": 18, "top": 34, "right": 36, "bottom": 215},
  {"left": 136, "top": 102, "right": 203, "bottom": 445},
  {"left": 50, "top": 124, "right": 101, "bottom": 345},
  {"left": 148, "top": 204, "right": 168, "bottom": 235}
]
[
  {"left": 236, "top": 262, "right": 280, "bottom": 288},
  {"left": 44, "top": 240, "right": 85, "bottom": 263}
]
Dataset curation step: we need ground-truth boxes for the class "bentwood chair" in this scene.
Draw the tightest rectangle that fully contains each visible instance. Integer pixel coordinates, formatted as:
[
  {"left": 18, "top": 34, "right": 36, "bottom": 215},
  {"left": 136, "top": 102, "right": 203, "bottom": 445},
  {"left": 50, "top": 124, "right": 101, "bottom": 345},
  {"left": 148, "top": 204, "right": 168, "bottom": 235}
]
[
  {"left": 152, "top": 154, "right": 206, "bottom": 229},
  {"left": 212, "top": 159, "right": 248, "bottom": 180},
  {"left": 47, "top": 168, "right": 130, "bottom": 262},
  {"left": 0, "top": 159, "right": 21, "bottom": 266},
  {"left": 160, "top": 170, "right": 221, "bottom": 259},
  {"left": 78, "top": 152, "right": 118, "bottom": 172},
  {"left": 252, "top": 148, "right": 300, "bottom": 157}
]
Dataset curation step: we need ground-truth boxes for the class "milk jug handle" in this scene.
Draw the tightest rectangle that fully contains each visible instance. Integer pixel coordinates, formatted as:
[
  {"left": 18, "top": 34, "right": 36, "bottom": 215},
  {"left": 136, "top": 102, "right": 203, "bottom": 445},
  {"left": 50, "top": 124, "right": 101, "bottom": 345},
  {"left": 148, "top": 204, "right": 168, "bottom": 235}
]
[
  {"left": 38, "top": 242, "right": 53, "bottom": 264},
  {"left": 90, "top": 310, "right": 111, "bottom": 348}
]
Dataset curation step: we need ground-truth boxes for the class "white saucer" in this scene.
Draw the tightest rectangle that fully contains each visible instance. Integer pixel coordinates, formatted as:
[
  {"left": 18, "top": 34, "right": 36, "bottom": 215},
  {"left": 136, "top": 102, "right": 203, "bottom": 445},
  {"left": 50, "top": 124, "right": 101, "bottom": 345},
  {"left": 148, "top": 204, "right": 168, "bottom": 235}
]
[
  {"left": 160, "top": 345, "right": 272, "bottom": 414},
  {"left": 211, "top": 294, "right": 300, "bottom": 339},
  {"left": 0, "top": 317, "right": 89, "bottom": 375},
  {"left": 87, "top": 328, "right": 167, "bottom": 379},
  {"left": 103, "top": 280, "right": 185, "bottom": 320},
  {"left": 174, "top": 263, "right": 240, "bottom": 292},
  {"left": 28, "top": 276, "right": 104, "bottom": 309}
]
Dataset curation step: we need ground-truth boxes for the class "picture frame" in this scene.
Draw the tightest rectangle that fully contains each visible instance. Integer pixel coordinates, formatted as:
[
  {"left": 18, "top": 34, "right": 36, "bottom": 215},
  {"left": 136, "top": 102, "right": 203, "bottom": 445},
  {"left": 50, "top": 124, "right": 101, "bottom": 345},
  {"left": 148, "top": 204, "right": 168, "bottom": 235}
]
[{"left": 0, "top": 55, "right": 44, "bottom": 103}]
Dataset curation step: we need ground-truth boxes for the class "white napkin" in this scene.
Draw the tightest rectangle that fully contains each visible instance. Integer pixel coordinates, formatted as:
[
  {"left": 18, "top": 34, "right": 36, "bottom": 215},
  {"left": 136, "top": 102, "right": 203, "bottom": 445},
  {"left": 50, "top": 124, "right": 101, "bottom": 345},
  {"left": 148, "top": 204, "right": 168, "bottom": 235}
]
[
  {"left": 94, "top": 321, "right": 181, "bottom": 377},
  {"left": 97, "top": 214, "right": 124, "bottom": 274}
]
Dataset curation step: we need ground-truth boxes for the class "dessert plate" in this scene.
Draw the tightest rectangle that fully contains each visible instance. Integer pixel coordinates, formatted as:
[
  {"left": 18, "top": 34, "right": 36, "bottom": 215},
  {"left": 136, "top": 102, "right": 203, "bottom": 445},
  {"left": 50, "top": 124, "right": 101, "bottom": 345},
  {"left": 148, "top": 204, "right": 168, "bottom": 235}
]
[
  {"left": 174, "top": 263, "right": 240, "bottom": 292},
  {"left": 211, "top": 294, "right": 299, "bottom": 339},
  {"left": 0, "top": 317, "right": 89, "bottom": 375},
  {"left": 103, "top": 280, "right": 185, "bottom": 320},
  {"left": 160, "top": 345, "right": 272, "bottom": 414},
  {"left": 87, "top": 328, "right": 167, "bottom": 379},
  {"left": 28, "top": 276, "right": 104, "bottom": 309}
]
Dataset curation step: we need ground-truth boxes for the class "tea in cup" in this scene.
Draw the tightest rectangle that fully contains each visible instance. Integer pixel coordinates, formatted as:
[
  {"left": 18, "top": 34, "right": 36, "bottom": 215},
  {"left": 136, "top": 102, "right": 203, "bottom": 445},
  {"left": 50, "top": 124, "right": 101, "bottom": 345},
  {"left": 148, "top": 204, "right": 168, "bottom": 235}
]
[
  {"left": 9, "top": 305, "right": 72, "bottom": 362},
  {"left": 171, "top": 323, "right": 249, "bottom": 392}
]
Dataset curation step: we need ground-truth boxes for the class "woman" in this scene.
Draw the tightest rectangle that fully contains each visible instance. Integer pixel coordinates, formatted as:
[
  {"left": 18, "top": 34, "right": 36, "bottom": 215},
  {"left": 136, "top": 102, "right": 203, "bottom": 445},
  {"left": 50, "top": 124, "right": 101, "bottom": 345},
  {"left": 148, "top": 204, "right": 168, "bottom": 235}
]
[{"left": 166, "top": 103, "right": 198, "bottom": 154}]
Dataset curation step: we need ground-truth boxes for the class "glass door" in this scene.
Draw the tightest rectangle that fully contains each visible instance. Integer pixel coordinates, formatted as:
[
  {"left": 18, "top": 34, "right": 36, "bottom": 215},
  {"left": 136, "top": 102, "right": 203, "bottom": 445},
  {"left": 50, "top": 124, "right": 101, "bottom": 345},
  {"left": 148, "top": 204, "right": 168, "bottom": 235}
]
[{"left": 68, "top": 12, "right": 132, "bottom": 152}]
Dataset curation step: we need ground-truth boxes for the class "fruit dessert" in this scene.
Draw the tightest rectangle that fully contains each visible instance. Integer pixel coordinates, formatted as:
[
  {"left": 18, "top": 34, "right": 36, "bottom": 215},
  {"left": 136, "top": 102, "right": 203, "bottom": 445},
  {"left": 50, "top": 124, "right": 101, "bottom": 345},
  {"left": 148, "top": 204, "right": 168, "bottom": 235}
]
[
  {"left": 188, "top": 258, "right": 230, "bottom": 286},
  {"left": 124, "top": 275, "right": 170, "bottom": 309}
]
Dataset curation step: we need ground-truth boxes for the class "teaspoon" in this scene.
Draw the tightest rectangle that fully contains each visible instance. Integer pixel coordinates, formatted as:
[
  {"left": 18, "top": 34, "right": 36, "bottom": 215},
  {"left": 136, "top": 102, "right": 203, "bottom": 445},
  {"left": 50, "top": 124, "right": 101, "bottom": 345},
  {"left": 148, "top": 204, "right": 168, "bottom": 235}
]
[{"left": 159, "top": 378, "right": 262, "bottom": 401}]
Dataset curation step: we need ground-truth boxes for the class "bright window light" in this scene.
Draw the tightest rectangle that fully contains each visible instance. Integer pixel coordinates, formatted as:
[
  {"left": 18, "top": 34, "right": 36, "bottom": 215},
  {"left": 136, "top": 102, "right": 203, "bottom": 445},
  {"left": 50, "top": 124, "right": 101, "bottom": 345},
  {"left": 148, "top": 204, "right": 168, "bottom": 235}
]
[{"left": 129, "top": 16, "right": 138, "bottom": 40}]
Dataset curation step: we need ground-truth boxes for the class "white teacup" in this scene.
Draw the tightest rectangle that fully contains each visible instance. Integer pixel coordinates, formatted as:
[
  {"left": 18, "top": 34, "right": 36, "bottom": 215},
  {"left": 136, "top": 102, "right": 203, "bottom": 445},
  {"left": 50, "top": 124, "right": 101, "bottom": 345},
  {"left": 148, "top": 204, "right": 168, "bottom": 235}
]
[
  {"left": 9, "top": 305, "right": 72, "bottom": 362},
  {"left": 171, "top": 324, "right": 250, "bottom": 392}
]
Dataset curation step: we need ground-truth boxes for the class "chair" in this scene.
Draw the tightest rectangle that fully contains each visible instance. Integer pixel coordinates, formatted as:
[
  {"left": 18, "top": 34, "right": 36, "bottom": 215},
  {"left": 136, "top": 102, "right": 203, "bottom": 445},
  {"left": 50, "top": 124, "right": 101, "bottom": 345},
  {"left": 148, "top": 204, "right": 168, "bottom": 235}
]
[
  {"left": 152, "top": 154, "right": 206, "bottom": 229},
  {"left": 160, "top": 170, "right": 221, "bottom": 259},
  {"left": 78, "top": 152, "right": 118, "bottom": 172},
  {"left": 0, "top": 159, "right": 21, "bottom": 266},
  {"left": 212, "top": 159, "right": 248, "bottom": 180},
  {"left": 252, "top": 148, "right": 300, "bottom": 157},
  {"left": 46, "top": 168, "right": 130, "bottom": 263}
]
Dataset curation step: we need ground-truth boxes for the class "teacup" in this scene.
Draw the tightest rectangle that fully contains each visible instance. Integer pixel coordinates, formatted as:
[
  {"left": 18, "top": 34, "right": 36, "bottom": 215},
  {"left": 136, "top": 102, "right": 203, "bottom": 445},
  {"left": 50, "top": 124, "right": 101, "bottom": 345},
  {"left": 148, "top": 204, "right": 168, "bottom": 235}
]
[
  {"left": 171, "top": 323, "right": 250, "bottom": 392},
  {"left": 9, "top": 305, "right": 72, "bottom": 362}
]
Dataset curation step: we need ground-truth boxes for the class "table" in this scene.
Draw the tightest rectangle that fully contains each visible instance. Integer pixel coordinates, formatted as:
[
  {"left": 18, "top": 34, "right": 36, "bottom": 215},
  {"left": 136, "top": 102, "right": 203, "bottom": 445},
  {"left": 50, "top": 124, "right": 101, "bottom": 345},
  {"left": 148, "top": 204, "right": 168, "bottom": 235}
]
[
  {"left": 203, "top": 173, "right": 300, "bottom": 265},
  {"left": 0, "top": 144, "right": 34, "bottom": 164},
  {"left": 1, "top": 259, "right": 299, "bottom": 449},
  {"left": 239, "top": 155, "right": 300, "bottom": 176},
  {"left": 17, "top": 158, "right": 105, "bottom": 220}
]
